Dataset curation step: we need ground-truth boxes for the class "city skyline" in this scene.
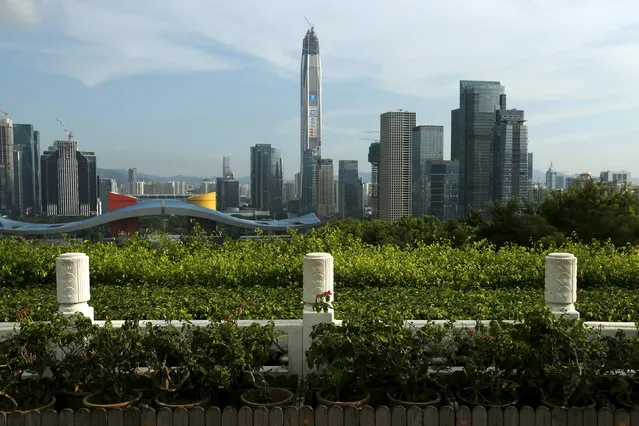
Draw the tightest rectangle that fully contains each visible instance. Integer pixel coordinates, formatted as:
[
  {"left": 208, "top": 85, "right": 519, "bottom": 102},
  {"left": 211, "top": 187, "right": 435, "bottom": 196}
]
[{"left": 2, "top": 1, "right": 639, "bottom": 178}]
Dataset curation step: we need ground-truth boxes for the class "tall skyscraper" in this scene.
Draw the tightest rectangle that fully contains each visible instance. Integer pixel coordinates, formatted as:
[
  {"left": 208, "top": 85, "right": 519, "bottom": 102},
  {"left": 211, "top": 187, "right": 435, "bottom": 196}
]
[
  {"left": 527, "top": 153, "right": 534, "bottom": 183},
  {"left": 451, "top": 80, "right": 505, "bottom": 217},
  {"left": 338, "top": 160, "right": 362, "bottom": 219},
  {"left": 412, "top": 125, "right": 444, "bottom": 217},
  {"left": 299, "top": 26, "right": 322, "bottom": 208},
  {"left": 98, "top": 177, "right": 117, "bottom": 213},
  {"left": 223, "top": 156, "right": 231, "bottom": 178},
  {"left": 0, "top": 116, "right": 14, "bottom": 215},
  {"left": 492, "top": 103, "right": 529, "bottom": 203},
  {"left": 301, "top": 150, "right": 319, "bottom": 214},
  {"left": 41, "top": 140, "right": 97, "bottom": 216},
  {"left": 13, "top": 124, "right": 41, "bottom": 215},
  {"left": 546, "top": 164, "right": 557, "bottom": 190},
  {"left": 416, "top": 160, "right": 459, "bottom": 221},
  {"left": 250, "top": 144, "right": 284, "bottom": 217},
  {"left": 317, "top": 159, "right": 334, "bottom": 218},
  {"left": 379, "top": 110, "right": 416, "bottom": 221},
  {"left": 128, "top": 168, "right": 137, "bottom": 195},
  {"left": 368, "top": 142, "right": 380, "bottom": 219}
]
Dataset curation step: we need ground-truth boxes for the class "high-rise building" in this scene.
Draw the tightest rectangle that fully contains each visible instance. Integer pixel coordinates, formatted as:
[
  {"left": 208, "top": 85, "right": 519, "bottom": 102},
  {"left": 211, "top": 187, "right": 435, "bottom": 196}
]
[
  {"left": 13, "top": 124, "right": 41, "bottom": 215},
  {"left": 492, "top": 104, "right": 529, "bottom": 203},
  {"left": 368, "top": 142, "right": 380, "bottom": 219},
  {"left": 215, "top": 177, "right": 240, "bottom": 211},
  {"left": 201, "top": 178, "right": 215, "bottom": 194},
  {"left": 379, "top": 110, "right": 416, "bottom": 221},
  {"left": 250, "top": 144, "right": 284, "bottom": 217},
  {"left": 546, "top": 164, "right": 557, "bottom": 190},
  {"left": 283, "top": 181, "right": 296, "bottom": 206},
  {"left": 301, "top": 150, "right": 319, "bottom": 214},
  {"left": 317, "top": 159, "right": 334, "bottom": 218},
  {"left": 416, "top": 160, "right": 459, "bottom": 221},
  {"left": 600, "top": 170, "right": 631, "bottom": 184},
  {"left": 412, "top": 125, "right": 444, "bottom": 217},
  {"left": 128, "top": 168, "right": 137, "bottom": 195},
  {"left": 98, "top": 177, "right": 117, "bottom": 213},
  {"left": 12, "top": 148, "right": 23, "bottom": 215},
  {"left": 527, "top": 153, "right": 534, "bottom": 183},
  {"left": 451, "top": 80, "right": 505, "bottom": 217},
  {"left": 299, "top": 26, "right": 322, "bottom": 206},
  {"left": 222, "top": 156, "right": 231, "bottom": 178},
  {"left": 0, "top": 117, "right": 14, "bottom": 215},
  {"left": 338, "top": 160, "right": 362, "bottom": 219},
  {"left": 41, "top": 140, "right": 97, "bottom": 216}
]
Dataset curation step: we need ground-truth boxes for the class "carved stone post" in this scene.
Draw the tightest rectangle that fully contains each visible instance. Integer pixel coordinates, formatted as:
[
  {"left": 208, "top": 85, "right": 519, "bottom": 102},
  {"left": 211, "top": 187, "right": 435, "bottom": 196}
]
[
  {"left": 545, "top": 252, "right": 579, "bottom": 319},
  {"left": 56, "top": 253, "right": 94, "bottom": 320},
  {"left": 301, "top": 252, "right": 334, "bottom": 377}
]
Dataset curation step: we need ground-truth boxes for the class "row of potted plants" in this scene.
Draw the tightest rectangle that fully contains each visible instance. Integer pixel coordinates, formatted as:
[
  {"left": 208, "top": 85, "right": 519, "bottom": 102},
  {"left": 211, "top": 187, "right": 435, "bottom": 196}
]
[
  {"left": 306, "top": 309, "right": 639, "bottom": 409},
  {"left": 0, "top": 310, "right": 285, "bottom": 412},
  {"left": 2, "top": 307, "right": 639, "bottom": 411}
]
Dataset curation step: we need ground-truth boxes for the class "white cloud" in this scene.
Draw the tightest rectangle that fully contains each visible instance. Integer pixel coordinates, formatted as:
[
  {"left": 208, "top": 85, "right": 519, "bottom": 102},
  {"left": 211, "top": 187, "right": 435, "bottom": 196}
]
[{"left": 0, "top": 0, "right": 42, "bottom": 27}]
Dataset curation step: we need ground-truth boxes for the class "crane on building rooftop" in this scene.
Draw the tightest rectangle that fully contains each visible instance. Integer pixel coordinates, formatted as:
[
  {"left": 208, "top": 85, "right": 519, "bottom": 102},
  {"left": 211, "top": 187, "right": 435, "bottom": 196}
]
[{"left": 56, "top": 119, "right": 73, "bottom": 141}]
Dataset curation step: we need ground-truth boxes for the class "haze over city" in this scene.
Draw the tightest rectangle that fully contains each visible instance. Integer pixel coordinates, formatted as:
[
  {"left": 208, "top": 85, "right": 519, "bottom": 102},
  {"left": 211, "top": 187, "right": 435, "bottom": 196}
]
[{"left": 2, "top": 0, "right": 639, "bottom": 179}]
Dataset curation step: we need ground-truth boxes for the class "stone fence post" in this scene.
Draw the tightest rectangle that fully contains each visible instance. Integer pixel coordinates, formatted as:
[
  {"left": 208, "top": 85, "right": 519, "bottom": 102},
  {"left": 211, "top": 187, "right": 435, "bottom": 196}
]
[
  {"left": 56, "top": 253, "right": 94, "bottom": 321},
  {"left": 544, "top": 252, "right": 579, "bottom": 319},
  {"left": 302, "top": 252, "right": 334, "bottom": 377}
]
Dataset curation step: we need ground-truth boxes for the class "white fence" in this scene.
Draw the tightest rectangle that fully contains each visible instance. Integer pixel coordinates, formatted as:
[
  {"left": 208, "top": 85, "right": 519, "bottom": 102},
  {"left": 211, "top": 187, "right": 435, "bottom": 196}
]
[{"left": 0, "top": 251, "right": 635, "bottom": 377}]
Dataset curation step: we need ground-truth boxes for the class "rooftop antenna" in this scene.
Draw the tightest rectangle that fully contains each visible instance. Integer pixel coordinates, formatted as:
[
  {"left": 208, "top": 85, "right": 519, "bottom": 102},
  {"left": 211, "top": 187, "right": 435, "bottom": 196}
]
[{"left": 304, "top": 16, "right": 313, "bottom": 29}]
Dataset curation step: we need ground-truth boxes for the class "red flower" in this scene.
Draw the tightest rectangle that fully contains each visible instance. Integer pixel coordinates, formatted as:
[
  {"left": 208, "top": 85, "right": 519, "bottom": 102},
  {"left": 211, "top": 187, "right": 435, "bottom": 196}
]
[
  {"left": 326, "top": 291, "right": 332, "bottom": 296},
  {"left": 223, "top": 316, "right": 231, "bottom": 322},
  {"left": 487, "top": 336, "right": 493, "bottom": 342},
  {"left": 468, "top": 330, "right": 475, "bottom": 335}
]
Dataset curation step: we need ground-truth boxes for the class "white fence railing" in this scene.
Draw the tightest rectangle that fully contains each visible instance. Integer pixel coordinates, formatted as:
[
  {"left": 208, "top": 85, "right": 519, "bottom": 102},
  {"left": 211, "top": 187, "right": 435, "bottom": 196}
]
[{"left": 0, "top": 251, "right": 635, "bottom": 377}]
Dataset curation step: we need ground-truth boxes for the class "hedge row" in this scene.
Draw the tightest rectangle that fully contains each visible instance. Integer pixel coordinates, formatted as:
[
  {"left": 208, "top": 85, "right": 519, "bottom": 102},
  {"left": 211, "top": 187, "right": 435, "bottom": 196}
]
[{"left": 1, "top": 232, "right": 639, "bottom": 290}]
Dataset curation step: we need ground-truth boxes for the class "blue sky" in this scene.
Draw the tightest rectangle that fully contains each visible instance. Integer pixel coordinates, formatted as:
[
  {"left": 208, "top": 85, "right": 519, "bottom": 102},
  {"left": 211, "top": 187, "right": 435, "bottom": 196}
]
[{"left": 2, "top": 0, "right": 639, "bottom": 180}]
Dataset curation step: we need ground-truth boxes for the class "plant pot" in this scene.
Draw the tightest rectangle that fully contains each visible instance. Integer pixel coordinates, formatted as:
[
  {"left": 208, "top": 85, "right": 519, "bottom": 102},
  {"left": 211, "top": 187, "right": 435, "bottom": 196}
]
[
  {"left": 457, "top": 388, "right": 517, "bottom": 408},
  {"left": 316, "top": 390, "right": 370, "bottom": 408},
  {"left": 58, "top": 390, "right": 91, "bottom": 410},
  {"left": 0, "top": 393, "right": 56, "bottom": 414},
  {"left": 540, "top": 391, "right": 596, "bottom": 409},
  {"left": 387, "top": 389, "right": 441, "bottom": 407},
  {"left": 155, "top": 391, "right": 211, "bottom": 409},
  {"left": 240, "top": 388, "right": 294, "bottom": 409},
  {"left": 82, "top": 392, "right": 142, "bottom": 409}
]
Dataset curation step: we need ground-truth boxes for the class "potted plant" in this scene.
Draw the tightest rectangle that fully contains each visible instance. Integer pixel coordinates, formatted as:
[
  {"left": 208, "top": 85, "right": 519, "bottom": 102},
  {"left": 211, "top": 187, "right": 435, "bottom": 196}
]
[
  {"left": 451, "top": 319, "right": 520, "bottom": 407},
  {"left": 306, "top": 320, "right": 370, "bottom": 407},
  {"left": 82, "top": 319, "right": 147, "bottom": 408},
  {"left": 48, "top": 312, "right": 100, "bottom": 409},
  {"left": 514, "top": 309, "right": 607, "bottom": 408},
  {"left": 385, "top": 321, "right": 449, "bottom": 407},
  {"left": 0, "top": 308, "right": 57, "bottom": 413},
  {"left": 144, "top": 321, "right": 209, "bottom": 408}
]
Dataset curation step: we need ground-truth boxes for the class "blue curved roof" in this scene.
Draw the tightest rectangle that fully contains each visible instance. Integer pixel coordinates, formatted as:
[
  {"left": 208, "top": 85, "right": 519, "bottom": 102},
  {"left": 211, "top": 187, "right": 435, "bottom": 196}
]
[{"left": 0, "top": 200, "right": 321, "bottom": 235}]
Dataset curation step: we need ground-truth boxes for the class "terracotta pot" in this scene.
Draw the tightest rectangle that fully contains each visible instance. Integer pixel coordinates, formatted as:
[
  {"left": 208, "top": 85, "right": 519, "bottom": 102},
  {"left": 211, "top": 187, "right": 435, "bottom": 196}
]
[
  {"left": 387, "top": 390, "right": 441, "bottom": 407},
  {"left": 155, "top": 393, "right": 211, "bottom": 409},
  {"left": 82, "top": 392, "right": 142, "bottom": 409},
  {"left": 316, "top": 391, "right": 370, "bottom": 408},
  {"left": 0, "top": 394, "right": 56, "bottom": 414},
  {"left": 240, "top": 388, "right": 294, "bottom": 409},
  {"left": 457, "top": 388, "right": 517, "bottom": 408},
  {"left": 59, "top": 390, "right": 91, "bottom": 410}
]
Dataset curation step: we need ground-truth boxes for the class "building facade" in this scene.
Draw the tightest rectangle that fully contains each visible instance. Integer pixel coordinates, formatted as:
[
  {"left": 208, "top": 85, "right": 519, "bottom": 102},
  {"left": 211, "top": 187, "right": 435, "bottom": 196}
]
[
  {"left": 215, "top": 177, "right": 240, "bottom": 211},
  {"left": 368, "top": 142, "right": 380, "bottom": 219},
  {"left": 379, "top": 110, "right": 416, "bottom": 221},
  {"left": 546, "top": 164, "right": 557, "bottom": 190},
  {"left": 317, "top": 159, "right": 334, "bottom": 218},
  {"left": 98, "top": 177, "right": 118, "bottom": 213},
  {"left": 250, "top": 144, "right": 284, "bottom": 217},
  {"left": 0, "top": 117, "right": 14, "bottom": 215},
  {"left": 222, "top": 156, "right": 231, "bottom": 178},
  {"left": 41, "top": 140, "right": 97, "bottom": 216},
  {"left": 299, "top": 26, "right": 322, "bottom": 209},
  {"left": 451, "top": 80, "right": 505, "bottom": 217},
  {"left": 338, "top": 160, "right": 362, "bottom": 219},
  {"left": 412, "top": 125, "right": 444, "bottom": 217},
  {"left": 13, "top": 124, "right": 41, "bottom": 215},
  {"left": 492, "top": 106, "right": 529, "bottom": 203},
  {"left": 418, "top": 160, "right": 459, "bottom": 221}
]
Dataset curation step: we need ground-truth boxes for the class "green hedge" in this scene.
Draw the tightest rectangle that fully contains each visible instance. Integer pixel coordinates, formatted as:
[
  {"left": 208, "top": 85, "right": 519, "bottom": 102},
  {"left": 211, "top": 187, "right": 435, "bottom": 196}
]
[{"left": 2, "top": 232, "right": 639, "bottom": 290}]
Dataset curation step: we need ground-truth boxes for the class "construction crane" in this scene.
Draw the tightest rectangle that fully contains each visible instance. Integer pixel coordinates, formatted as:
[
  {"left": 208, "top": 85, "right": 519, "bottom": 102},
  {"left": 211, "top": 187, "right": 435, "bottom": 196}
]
[
  {"left": 56, "top": 119, "right": 73, "bottom": 141},
  {"left": 359, "top": 138, "right": 380, "bottom": 142},
  {"left": 0, "top": 109, "right": 9, "bottom": 119}
]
